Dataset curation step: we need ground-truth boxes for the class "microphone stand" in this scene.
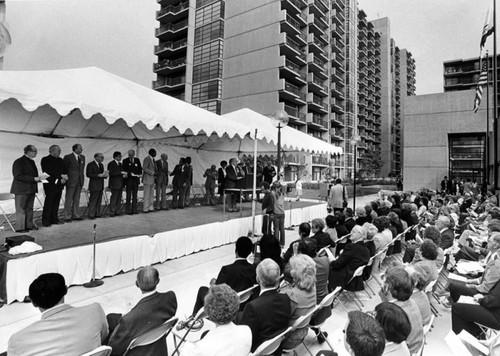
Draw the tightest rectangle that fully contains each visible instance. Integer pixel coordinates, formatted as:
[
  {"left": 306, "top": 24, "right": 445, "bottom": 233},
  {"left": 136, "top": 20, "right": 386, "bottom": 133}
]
[{"left": 84, "top": 224, "right": 104, "bottom": 288}]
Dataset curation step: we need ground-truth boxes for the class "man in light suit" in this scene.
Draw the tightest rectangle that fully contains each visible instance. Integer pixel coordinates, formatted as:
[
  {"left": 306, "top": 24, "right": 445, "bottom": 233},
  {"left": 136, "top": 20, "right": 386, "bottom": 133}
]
[
  {"left": 86, "top": 153, "right": 107, "bottom": 219},
  {"left": 7, "top": 273, "right": 108, "bottom": 356},
  {"left": 142, "top": 148, "right": 156, "bottom": 213},
  {"left": 10, "top": 145, "right": 47, "bottom": 232},
  {"left": 155, "top": 153, "right": 169, "bottom": 210},
  {"left": 108, "top": 267, "right": 177, "bottom": 356},
  {"left": 123, "top": 150, "right": 142, "bottom": 215},
  {"left": 108, "top": 151, "right": 126, "bottom": 217},
  {"left": 328, "top": 178, "right": 346, "bottom": 213},
  {"left": 63, "top": 143, "right": 85, "bottom": 222}
]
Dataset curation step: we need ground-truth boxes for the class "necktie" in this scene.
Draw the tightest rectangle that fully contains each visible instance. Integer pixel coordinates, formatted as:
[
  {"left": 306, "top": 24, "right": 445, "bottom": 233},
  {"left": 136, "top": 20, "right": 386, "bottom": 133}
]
[
  {"left": 78, "top": 155, "right": 82, "bottom": 167},
  {"left": 99, "top": 163, "right": 103, "bottom": 173}
]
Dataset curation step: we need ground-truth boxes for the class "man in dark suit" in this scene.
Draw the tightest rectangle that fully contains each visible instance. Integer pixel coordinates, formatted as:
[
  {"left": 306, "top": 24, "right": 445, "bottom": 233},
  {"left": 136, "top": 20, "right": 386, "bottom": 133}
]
[
  {"left": 239, "top": 258, "right": 291, "bottom": 352},
  {"left": 171, "top": 158, "right": 187, "bottom": 209},
  {"left": 435, "top": 216, "right": 454, "bottom": 249},
  {"left": 41, "top": 145, "right": 67, "bottom": 227},
  {"left": 155, "top": 153, "right": 169, "bottom": 210},
  {"left": 86, "top": 153, "right": 107, "bottom": 220},
  {"left": 225, "top": 158, "right": 245, "bottom": 212},
  {"left": 191, "top": 236, "right": 257, "bottom": 316},
  {"left": 108, "top": 267, "right": 177, "bottom": 356},
  {"left": 63, "top": 143, "right": 85, "bottom": 222},
  {"left": 10, "top": 145, "right": 46, "bottom": 232},
  {"left": 262, "top": 161, "right": 276, "bottom": 184},
  {"left": 183, "top": 156, "right": 193, "bottom": 207},
  {"left": 107, "top": 152, "right": 125, "bottom": 217},
  {"left": 122, "top": 150, "right": 142, "bottom": 215},
  {"left": 218, "top": 160, "right": 227, "bottom": 204}
]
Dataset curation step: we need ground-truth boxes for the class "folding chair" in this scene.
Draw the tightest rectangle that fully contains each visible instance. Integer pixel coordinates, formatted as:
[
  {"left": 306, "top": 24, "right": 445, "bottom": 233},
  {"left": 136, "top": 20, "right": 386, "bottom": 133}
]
[
  {"left": 475, "top": 322, "right": 499, "bottom": 339},
  {"left": 339, "top": 265, "right": 369, "bottom": 310},
  {"left": 123, "top": 316, "right": 178, "bottom": 356},
  {"left": 172, "top": 307, "right": 206, "bottom": 355},
  {"left": 415, "top": 314, "right": 435, "bottom": 356},
  {"left": 80, "top": 345, "right": 112, "bottom": 356},
  {"left": 0, "top": 193, "right": 16, "bottom": 231},
  {"left": 101, "top": 188, "right": 111, "bottom": 215},
  {"left": 309, "top": 287, "right": 342, "bottom": 353},
  {"left": 282, "top": 306, "right": 319, "bottom": 356},
  {"left": 424, "top": 279, "right": 440, "bottom": 317},
  {"left": 237, "top": 284, "right": 259, "bottom": 304},
  {"left": 249, "top": 327, "right": 292, "bottom": 356}
]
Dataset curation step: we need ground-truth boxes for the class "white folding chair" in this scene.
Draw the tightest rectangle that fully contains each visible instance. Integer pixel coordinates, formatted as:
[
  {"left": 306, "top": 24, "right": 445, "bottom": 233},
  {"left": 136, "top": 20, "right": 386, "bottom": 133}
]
[
  {"left": 172, "top": 307, "right": 206, "bottom": 355},
  {"left": 309, "top": 287, "right": 342, "bottom": 353},
  {"left": 340, "top": 265, "right": 369, "bottom": 310},
  {"left": 237, "top": 284, "right": 259, "bottom": 304},
  {"left": 249, "top": 327, "right": 292, "bottom": 356},
  {"left": 123, "top": 316, "right": 178, "bottom": 356},
  {"left": 0, "top": 193, "right": 16, "bottom": 231},
  {"left": 80, "top": 345, "right": 112, "bottom": 356},
  {"left": 282, "top": 306, "right": 319, "bottom": 356},
  {"left": 415, "top": 314, "right": 435, "bottom": 356}
]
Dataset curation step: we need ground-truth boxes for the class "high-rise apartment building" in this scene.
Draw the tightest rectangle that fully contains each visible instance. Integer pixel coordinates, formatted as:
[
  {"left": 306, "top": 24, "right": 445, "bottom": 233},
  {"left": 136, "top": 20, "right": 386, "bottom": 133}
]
[
  {"left": 153, "top": 0, "right": 415, "bottom": 179},
  {"left": 443, "top": 55, "right": 499, "bottom": 93}
]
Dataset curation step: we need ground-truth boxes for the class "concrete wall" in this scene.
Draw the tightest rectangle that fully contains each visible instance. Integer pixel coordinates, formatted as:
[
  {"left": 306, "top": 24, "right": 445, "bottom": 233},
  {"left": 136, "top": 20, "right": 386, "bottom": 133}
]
[{"left": 403, "top": 89, "right": 488, "bottom": 192}]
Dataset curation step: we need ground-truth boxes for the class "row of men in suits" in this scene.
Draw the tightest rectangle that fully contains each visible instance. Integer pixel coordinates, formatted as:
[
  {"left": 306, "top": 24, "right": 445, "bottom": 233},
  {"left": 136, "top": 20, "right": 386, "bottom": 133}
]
[{"left": 7, "top": 268, "right": 177, "bottom": 356}]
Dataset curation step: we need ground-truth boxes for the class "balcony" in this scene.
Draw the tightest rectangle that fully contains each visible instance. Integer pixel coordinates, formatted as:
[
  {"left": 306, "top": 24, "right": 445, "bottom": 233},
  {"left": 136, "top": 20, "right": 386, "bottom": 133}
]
[
  {"left": 330, "top": 84, "right": 344, "bottom": 100},
  {"left": 330, "top": 128, "right": 344, "bottom": 141},
  {"left": 281, "top": 0, "right": 308, "bottom": 13},
  {"left": 155, "top": 19, "right": 188, "bottom": 40},
  {"left": 308, "top": 37, "right": 328, "bottom": 62},
  {"left": 153, "top": 57, "right": 187, "bottom": 74},
  {"left": 280, "top": 34, "right": 307, "bottom": 64},
  {"left": 279, "top": 80, "right": 307, "bottom": 104},
  {"left": 331, "top": 40, "right": 343, "bottom": 56},
  {"left": 307, "top": 93, "right": 328, "bottom": 113},
  {"left": 307, "top": 73, "right": 328, "bottom": 96},
  {"left": 308, "top": 14, "right": 328, "bottom": 35},
  {"left": 308, "top": 0, "right": 328, "bottom": 14},
  {"left": 152, "top": 75, "right": 186, "bottom": 92},
  {"left": 280, "top": 13, "right": 308, "bottom": 44},
  {"left": 154, "top": 38, "right": 188, "bottom": 57},
  {"left": 308, "top": 54, "right": 328, "bottom": 79},
  {"left": 307, "top": 113, "right": 328, "bottom": 131},
  {"left": 330, "top": 70, "right": 343, "bottom": 84},
  {"left": 280, "top": 57, "right": 307, "bottom": 84},
  {"left": 283, "top": 103, "right": 307, "bottom": 124},
  {"left": 330, "top": 99, "right": 343, "bottom": 114},
  {"left": 332, "top": 0, "right": 345, "bottom": 12},
  {"left": 312, "top": 155, "right": 329, "bottom": 165},
  {"left": 156, "top": 1, "right": 189, "bottom": 22}
]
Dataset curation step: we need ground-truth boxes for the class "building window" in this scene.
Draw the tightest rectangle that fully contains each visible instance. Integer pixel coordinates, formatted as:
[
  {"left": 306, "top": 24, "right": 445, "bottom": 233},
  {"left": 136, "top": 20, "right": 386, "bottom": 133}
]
[
  {"left": 196, "top": 0, "right": 218, "bottom": 8},
  {"left": 192, "top": 80, "right": 222, "bottom": 102},
  {"left": 312, "top": 166, "right": 322, "bottom": 181},
  {"left": 194, "top": 20, "right": 224, "bottom": 46},
  {"left": 195, "top": 1, "right": 224, "bottom": 27},
  {"left": 193, "top": 40, "right": 223, "bottom": 65},
  {"left": 449, "top": 133, "right": 486, "bottom": 183},
  {"left": 195, "top": 100, "right": 221, "bottom": 114},
  {"left": 192, "top": 60, "right": 223, "bottom": 83}
]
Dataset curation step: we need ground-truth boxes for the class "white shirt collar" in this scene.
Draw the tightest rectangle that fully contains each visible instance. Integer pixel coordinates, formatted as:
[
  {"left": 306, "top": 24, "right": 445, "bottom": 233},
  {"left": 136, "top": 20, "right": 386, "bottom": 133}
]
[
  {"left": 73, "top": 152, "right": 80, "bottom": 160},
  {"left": 259, "top": 287, "right": 277, "bottom": 296},
  {"left": 140, "top": 290, "right": 157, "bottom": 299}
]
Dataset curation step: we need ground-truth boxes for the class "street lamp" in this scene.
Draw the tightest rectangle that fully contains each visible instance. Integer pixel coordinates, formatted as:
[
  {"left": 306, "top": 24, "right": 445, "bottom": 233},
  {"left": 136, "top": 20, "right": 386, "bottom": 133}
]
[
  {"left": 272, "top": 110, "right": 289, "bottom": 179},
  {"left": 349, "top": 134, "right": 361, "bottom": 210}
]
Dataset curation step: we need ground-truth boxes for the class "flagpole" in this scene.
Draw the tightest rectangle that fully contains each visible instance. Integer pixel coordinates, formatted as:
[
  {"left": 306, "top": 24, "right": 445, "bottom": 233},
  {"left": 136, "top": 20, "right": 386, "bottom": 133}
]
[
  {"left": 486, "top": 51, "right": 490, "bottom": 185},
  {"left": 494, "top": 0, "right": 499, "bottom": 192}
]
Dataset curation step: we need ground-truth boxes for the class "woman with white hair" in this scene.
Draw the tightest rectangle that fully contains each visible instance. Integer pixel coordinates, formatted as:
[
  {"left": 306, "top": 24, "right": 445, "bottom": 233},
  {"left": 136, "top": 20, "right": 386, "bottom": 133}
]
[
  {"left": 329, "top": 225, "right": 370, "bottom": 291},
  {"left": 280, "top": 254, "right": 317, "bottom": 349}
]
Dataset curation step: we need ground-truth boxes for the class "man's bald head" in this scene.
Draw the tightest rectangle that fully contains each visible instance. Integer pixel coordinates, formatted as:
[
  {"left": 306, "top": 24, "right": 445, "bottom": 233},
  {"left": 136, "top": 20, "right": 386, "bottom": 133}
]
[{"left": 136, "top": 266, "right": 160, "bottom": 293}]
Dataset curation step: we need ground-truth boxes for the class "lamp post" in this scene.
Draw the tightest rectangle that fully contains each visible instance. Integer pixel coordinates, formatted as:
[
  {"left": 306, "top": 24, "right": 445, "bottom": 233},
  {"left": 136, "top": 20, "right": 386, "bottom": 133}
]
[
  {"left": 349, "top": 134, "right": 361, "bottom": 210},
  {"left": 272, "top": 110, "right": 289, "bottom": 180}
]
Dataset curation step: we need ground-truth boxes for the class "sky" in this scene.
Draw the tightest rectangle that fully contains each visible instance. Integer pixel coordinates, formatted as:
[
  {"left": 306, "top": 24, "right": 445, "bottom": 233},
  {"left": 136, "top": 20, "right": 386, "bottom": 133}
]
[{"left": 358, "top": 0, "right": 493, "bottom": 95}]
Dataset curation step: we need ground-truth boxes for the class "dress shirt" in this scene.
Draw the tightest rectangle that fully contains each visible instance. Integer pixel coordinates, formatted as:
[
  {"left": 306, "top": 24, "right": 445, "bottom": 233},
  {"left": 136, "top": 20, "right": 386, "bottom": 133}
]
[{"left": 259, "top": 287, "right": 277, "bottom": 296}]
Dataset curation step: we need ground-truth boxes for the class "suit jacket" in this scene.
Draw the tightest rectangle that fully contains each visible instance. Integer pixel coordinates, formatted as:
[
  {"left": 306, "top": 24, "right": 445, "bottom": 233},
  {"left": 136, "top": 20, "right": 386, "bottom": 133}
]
[
  {"left": 476, "top": 259, "right": 500, "bottom": 294},
  {"left": 329, "top": 241, "right": 370, "bottom": 291},
  {"left": 10, "top": 155, "right": 38, "bottom": 195},
  {"left": 440, "top": 228, "right": 454, "bottom": 249},
  {"left": 86, "top": 161, "right": 106, "bottom": 191},
  {"left": 155, "top": 159, "right": 169, "bottom": 186},
  {"left": 122, "top": 157, "right": 142, "bottom": 185},
  {"left": 41, "top": 154, "right": 66, "bottom": 192},
  {"left": 7, "top": 303, "right": 108, "bottom": 356},
  {"left": 204, "top": 169, "right": 217, "bottom": 190},
  {"left": 173, "top": 164, "right": 189, "bottom": 188},
  {"left": 225, "top": 165, "right": 243, "bottom": 189},
  {"left": 239, "top": 289, "right": 291, "bottom": 352},
  {"left": 142, "top": 156, "right": 156, "bottom": 185},
  {"left": 108, "top": 160, "right": 124, "bottom": 190},
  {"left": 63, "top": 153, "right": 85, "bottom": 187},
  {"left": 109, "top": 291, "right": 177, "bottom": 356},
  {"left": 186, "top": 164, "right": 193, "bottom": 186},
  {"left": 312, "top": 231, "right": 332, "bottom": 250},
  {"left": 328, "top": 184, "right": 345, "bottom": 209},
  {"left": 216, "top": 259, "right": 256, "bottom": 292},
  {"left": 218, "top": 167, "right": 226, "bottom": 190}
]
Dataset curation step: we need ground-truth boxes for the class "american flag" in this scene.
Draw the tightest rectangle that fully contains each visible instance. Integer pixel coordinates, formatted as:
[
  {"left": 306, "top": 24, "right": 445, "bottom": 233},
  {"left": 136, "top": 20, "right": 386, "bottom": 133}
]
[{"left": 473, "top": 56, "right": 488, "bottom": 113}]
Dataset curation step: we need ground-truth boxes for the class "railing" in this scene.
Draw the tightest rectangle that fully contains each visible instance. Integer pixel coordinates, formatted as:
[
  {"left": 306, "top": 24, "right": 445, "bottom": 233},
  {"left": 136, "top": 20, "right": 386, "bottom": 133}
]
[
  {"left": 312, "top": 155, "right": 329, "bottom": 165},
  {"left": 287, "top": 0, "right": 307, "bottom": 9},
  {"left": 155, "top": 39, "right": 188, "bottom": 53},
  {"left": 283, "top": 35, "right": 304, "bottom": 54},
  {"left": 311, "top": 94, "right": 328, "bottom": 110},
  {"left": 157, "top": 1, "right": 189, "bottom": 18},
  {"left": 286, "top": 15, "right": 302, "bottom": 32},
  {"left": 152, "top": 75, "right": 186, "bottom": 89},
  {"left": 311, "top": 75, "right": 328, "bottom": 92},
  {"left": 311, "top": 113, "right": 326, "bottom": 126},
  {"left": 284, "top": 104, "right": 306, "bottom": 121},
  {"left": 155, "top": 19, "right": 189, "bottom": 35},
  {"left": 312, "top": 56, "right": 326, "bottom": 69},
  {"left": 284, "top": 59, "right": 306, "bottom": 80},
  {"left": 154, "top": 57, "right": 187, "bottom": 70},
  {"left": 284, "top": 82, "right": 306, "bottom": 101}
]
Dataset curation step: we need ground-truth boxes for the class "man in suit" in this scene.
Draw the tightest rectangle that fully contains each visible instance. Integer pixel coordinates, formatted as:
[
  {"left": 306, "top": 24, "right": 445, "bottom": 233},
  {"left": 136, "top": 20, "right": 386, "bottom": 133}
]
[
  {"left": 63, "top": 143, "right": 85, "bottom": 222},
  {"left": 183, "top": 156, "right": 193, "bottom": 207},
  {"left": 142, "top": 148, "right": 156, "bottom": 213},
  {"left": 10, "top": 145, "right": 47, "bottom": 232},
  {"left": 108, "top": 151, "right": 126, "bottom": 217},
  {"left": 40, "top": 145, "right": 67, "bottom": 227},
  {"left": 171, "top": 158, "right": 187, "bottom": 209},
  {"left": 191, "top": 236, "right": 257, "bottom": 316},
  {"left": 108, "top": 267, "right": 177, "bottom": 356},
  {"left": 328, "top": 178, "right": 346, "bottom": 213},
  {"left": 225, "top": 157, "right": 245, "bottom": 212},
  {"left": 435, "top": 216, "right": 454, "bottom": 249},
  {"left": 155, "top": 153, "right": 169, "bottom": 210},
  {"left": 203, "top": 164, "right": 218, "bottom": 206},
  {"left": 123, "top": 150, "right": 142, "bottom": 215},
  {"left": 218, "top": 160, "right": 227, "bottom": 204},
  {"left": 440, "top": 176, "right": 449, "bottom": 193},
  {"left": 239, "top": 258, "right": 291, "bottom": 352},
  {"left": 262, "top": 161, "right": 276, "bottom": 184},
  {"left": 86, "top": 153, "right": 107, "bottom": 220},
  {"left": 7, "top": 273, "right": 108, "bottom": 356}
]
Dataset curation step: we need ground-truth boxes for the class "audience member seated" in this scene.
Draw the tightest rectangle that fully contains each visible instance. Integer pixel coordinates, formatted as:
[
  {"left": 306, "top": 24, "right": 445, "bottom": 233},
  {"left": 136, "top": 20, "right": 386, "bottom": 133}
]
[
  {"left": 373, "top": 216, "right": 392, "bottom": 255},
  {"left": 381, "top": 266, "right": 423, "bottom": 354},
  {"left": 324, "top": 215, "right": 339, "bottom": 245},
  {"left": 191, "top": 236, "right": 256, "bottom": 317},
  {"left": 344, "top": 310, "right": 385, "bottom": 356},
  {"left": 283, "top": 222, "right": 311, "bottom": 264},
  {"left": 405, "top": 265, "right": 432, "bottom": 325},
  {"left": 364, "top": 204, "right": 374, "bottom": 223},
  {"left": 259, "top": 234, "right": 284, "bottom": 272},
  {"left": 280, "top": 254, "right": 317, "bottom": 349},
  {"left": 181, "top": 284, "right": 252, "bottom": 356},
  {"left": 329, "top": 225, "right": 370, "bottom": 291},
  {"left": 410, "top": 239, "right": 439, "bottom": 284},
  {"left": 452, "top": 278, "right": 500, "bottom": 338},
  {"left": 238, "top": 258, "right": 292, "bottom": 353},
  {"left": 435, "top": 216, "right": 455, "bottom": 249},
  {"left": 344, "top": 208, "right": 356, "bottom": 232},
  {"left": 7, "top": 273, "right": 108, "bottom": 356},
  {"left": 108, "top": 266, "right": 177, "bottom": 356},
  {"left": 456, "top": 219, "right": 500, "bottom": 262},
  {"left": 405, "top": 226, "right": 444, "bottom": 268},
  {"left": 386, "top": 212, "right": 404, "bottom": 255},
  {"left": 311, "top": 218, "right": 332, "bottom": 250},
  {"left": 355, "top": 207, "right": 369, "bottom": 226},
  {"left": 334, "top": 211, "right": 349, "bottom": 240},
  {"left": 449, "top": 232, "right": 500, "bottom": 304},
  {"left": 374, "top": 302, "right": 411, "bottom": 356}
]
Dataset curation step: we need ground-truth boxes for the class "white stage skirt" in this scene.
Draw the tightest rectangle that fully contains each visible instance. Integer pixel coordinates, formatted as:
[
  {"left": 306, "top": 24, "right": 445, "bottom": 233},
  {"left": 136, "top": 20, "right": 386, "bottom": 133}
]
[{"left": 6, "top": 202, "right": 327, "bottom": 303}]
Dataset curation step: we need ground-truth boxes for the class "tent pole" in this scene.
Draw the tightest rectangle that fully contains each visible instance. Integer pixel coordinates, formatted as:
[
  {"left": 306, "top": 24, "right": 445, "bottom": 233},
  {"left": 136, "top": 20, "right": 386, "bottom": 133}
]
[{"left": 251, "top": 129, "right": 258, "bottom": 239}]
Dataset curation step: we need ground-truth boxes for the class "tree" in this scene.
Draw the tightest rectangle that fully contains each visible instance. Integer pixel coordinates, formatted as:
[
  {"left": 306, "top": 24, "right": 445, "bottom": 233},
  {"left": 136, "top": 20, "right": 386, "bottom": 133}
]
[{"left": 358, "top": 150, "right": 383, "bottom": 178}]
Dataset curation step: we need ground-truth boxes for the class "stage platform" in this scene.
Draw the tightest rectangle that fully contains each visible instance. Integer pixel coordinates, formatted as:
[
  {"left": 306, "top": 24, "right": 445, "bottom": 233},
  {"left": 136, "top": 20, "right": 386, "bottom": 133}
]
[{"left": 0, "top": 199, "right": 326, "bottom": 304}]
